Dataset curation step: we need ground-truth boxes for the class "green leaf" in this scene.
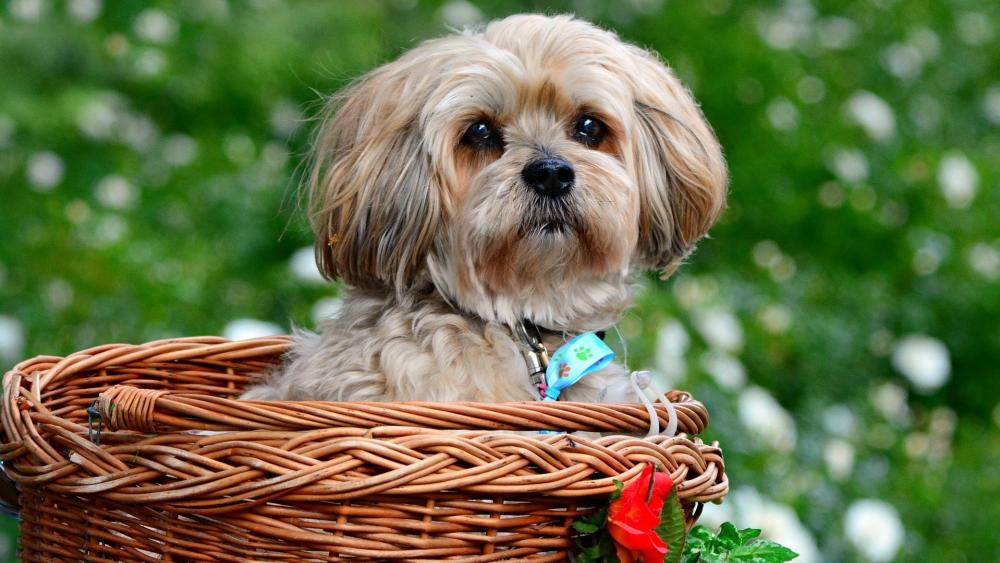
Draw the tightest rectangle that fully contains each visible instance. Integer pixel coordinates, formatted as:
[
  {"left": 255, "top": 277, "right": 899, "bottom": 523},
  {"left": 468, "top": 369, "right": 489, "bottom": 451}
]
[
  {"left": 738, "top": 528, "right": 762, "bottom": 544},
  {"left": 579, "top": 506, "right": 608, "bottom": 528},
  {"left": 716, "top": 522, "right": 742, "bottom": 550},
  {"left": 682, "top": 525, "right": 715, "bottom": 562},
  {"left": 655, "top": 486, "right": 688, "bottom": 563},
  {"left": 573, "top": 520, "right": 600, "bottom": 534},
  {"left": 731, "top": 540, "right": 799, "bottom": 563},
  {"left": 681, "top": 523, "right": 798, "bottom": 563},
  {"left": 686, "top": 525, "right": 716, "bottom": 545},
  {"left": 610, "top": 479, "right": 624, "bottom": 501}
]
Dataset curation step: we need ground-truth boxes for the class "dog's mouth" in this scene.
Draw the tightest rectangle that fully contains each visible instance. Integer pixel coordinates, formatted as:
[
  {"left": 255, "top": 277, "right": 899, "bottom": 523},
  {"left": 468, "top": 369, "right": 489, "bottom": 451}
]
[
  {"left": 522, "top": 217, "right": 574, "bottom": 238},
  {"left": 523, "top": 199, "right": 577, "bottom": 237},
  {"left": 540, "top": 221, "right": 569, "bottom": 235}
]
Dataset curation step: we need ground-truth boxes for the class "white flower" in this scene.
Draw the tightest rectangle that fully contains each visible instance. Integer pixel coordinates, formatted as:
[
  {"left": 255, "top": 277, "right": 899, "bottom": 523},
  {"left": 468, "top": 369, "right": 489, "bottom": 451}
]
[
  {"left": 270, "top": 99, "right": 301, "bottom": 139},
  {"left": 134, "top": 48, "right": 167, "bottom": 78},
  {"left": 739, "top": 386, "right": 797, "bottom": 452},
  {"left": 904, "top": 432, "right": 931, "bottom": 459},
  {"left": 68, "top": 0, "right": 101, "bottom": 22},
  {"left": 694, "top": 308, "right": 743, "bottom": 352},
  {"left": 44, "top": 279, "right": 74, "bottom": 312},
  {"left": 700, "top": 350, "right": 746, "bottom": 391},
  {"left": 289, "top": 246, "right": 325, "bottom": 284},
  {"left": 311, "top": 297, "right": 343, "bottom": 325},
  {"left": 27, "top": 151, "right": 64, "bottom": 191},
  {"left": 881, "top": 42, "right": 924, "bottom": 80},
  {"left": 755, "top": 2, "right": 814, "bottom": 51},
  {"left": 9, "top": 0, "right": 43, "bottom": 21},
  {"left": 818, "top": 16, "right": 858, "bottom": 50},
  {"left": 844, "top": 499, "right": 904, "bottom": 562},
  {"left": 723, "top": 487, "right": 820, "bottom": 563},
  {"left": 967, "top": 243, "right": 1000, "bottom": 279},
  {"left": 162, "top": 134, "right": 198, "bottom": 166},
  {"left": 766, "top": 97, "right": 799, "bottom": 131},
  {"left": 758, "top": 304, "right": 792, "bottom": 334},
  {"left": 937, "top": 152, "right": 978, "bottom": 209},
  {"left": 223, "top": 319, "right": 283, "bottom": 341},
  {"left": 91, "top": 214, "right": 129, "bottom": 247},
  {"left": 845, "top": 91, "right": 896, "bottom": 141},
  {"left": 826, "top": 147, "right": 869, "bottom": 183},
  {"left": 892, "top": 334, "right": 951, "bottom": 393},
  {"left": 909, "top": 27, "right": 940, "bottom": 60},
  {"left": 822, "top": 404, "right": 859, "bottom": 437},
  {"left": 823, "top": 438, "right": 855, "bottom": 481},
  {"left": 911, "top": 245, "right": 942, "bottom": 276},
  {"left": 671, "top": 275, "right": 717, "bottom": 309},
  {"left": 0, "top": 316, "right": 25, "bottom": 361},
  {"left": 752, "top": 240, "right": 781, "bottom": 268},
  {"left": 770, "top": 255, "right": 797, "bottom": 283},
  {"left": 261, "top": 142, "right": 288, "bottom": 169},
  {"left": 956, "top": 11, "right": 994, "bottom": 46},
  {"left": 870, "top": 381, "right": 911, "bottom": 425},
  {"left": 440, "top": 0, "right": 483, "bottom": 28},
  {"left": 95, "top": 175, "right": 137, "bottom": 210},
  {"left": 134, "top": 8, "right": 178, "bottom": 44},
  {"left": 119, "top": 113, "right": 159, "bottom": 153},
  {"left": 77, "top": 94, "right": 121, "bottom": 140},
  {"left": 655, "top": 319, "right": 689, "bottom": 382},
  {"left": 929, "top": 407, "right": 957, "bottom": 438}
]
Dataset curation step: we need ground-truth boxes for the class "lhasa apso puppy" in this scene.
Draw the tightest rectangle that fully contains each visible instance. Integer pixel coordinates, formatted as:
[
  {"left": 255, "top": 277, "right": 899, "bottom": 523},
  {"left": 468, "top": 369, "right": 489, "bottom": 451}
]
[{"left": 242, "top": 14, "right": 727, "bottom": 403}]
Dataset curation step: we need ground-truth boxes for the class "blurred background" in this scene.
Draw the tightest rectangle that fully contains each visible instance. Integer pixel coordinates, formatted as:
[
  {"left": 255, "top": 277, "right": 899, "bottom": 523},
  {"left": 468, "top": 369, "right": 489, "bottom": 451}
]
[{"left": 1, "top": 0, "right": 998, "bottom": 561}]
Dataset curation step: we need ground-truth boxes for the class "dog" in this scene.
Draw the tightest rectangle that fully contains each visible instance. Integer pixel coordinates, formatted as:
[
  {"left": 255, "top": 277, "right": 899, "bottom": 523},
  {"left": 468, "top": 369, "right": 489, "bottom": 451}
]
[{"left": 241, "top": 14, "right": 727, "bottom": 404}]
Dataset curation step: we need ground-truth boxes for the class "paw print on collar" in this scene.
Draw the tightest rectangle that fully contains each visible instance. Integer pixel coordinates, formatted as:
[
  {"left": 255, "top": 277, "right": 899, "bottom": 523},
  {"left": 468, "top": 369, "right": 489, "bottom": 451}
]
[{"left": 573, "top": 346, "right": 594, "bottom": 361}]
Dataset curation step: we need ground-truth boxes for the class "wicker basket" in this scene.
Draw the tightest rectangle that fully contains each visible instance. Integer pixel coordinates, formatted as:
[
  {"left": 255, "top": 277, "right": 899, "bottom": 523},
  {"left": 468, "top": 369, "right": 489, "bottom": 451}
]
[{"left": 0, "top": 336, "right": 728, "bottom": 561}]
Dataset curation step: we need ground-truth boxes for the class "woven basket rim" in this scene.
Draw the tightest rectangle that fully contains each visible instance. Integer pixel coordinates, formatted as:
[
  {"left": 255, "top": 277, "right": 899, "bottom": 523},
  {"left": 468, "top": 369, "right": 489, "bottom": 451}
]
[{"left": 1, "top": 335, "right": 729, "bottom": 561}]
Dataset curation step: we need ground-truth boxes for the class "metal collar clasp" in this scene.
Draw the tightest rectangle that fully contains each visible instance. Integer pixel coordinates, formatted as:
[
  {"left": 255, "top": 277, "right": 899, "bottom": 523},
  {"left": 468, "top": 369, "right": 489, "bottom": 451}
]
[{"left": 515, "top": 321, "right": 549, "bottom": 392}]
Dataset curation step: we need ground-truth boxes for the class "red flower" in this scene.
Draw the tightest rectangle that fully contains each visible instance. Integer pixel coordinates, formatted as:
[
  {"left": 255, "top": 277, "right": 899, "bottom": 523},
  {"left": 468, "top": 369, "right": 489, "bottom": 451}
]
[{"left": 607, "top": 464, "right": 675, "bottom": 563}]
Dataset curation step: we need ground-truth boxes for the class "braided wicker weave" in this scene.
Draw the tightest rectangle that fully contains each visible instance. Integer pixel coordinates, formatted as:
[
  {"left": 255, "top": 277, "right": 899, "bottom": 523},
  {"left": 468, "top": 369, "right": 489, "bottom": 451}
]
[{"left": 0, "top": 336, "right": 728, "bottom": 561}]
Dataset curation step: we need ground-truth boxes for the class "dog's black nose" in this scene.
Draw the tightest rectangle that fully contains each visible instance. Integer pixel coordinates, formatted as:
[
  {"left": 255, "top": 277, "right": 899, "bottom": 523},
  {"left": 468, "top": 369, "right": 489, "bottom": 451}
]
[{"left": 522, "top": 158, "right": 574, "bottom": 197}]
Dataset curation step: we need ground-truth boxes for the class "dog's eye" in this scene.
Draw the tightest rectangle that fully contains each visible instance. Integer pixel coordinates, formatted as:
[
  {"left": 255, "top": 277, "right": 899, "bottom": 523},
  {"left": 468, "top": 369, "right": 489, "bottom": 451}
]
[
  {"left": 572, "top": 115, "right": 607, "bottom": 147},
  {"left": 461, "top": 121, "right": 503, "bottom": 150}
]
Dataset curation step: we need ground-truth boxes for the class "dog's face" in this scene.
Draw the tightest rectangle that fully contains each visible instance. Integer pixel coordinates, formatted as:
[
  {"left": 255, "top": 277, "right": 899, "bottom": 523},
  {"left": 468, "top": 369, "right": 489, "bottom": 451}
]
[{"left": 309, "top": 15, "right": 727, "bottom": 330}]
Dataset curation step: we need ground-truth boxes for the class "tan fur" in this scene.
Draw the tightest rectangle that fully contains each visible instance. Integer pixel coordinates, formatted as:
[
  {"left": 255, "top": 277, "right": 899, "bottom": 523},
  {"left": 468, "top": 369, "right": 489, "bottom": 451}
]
[{"left": 242, "top": 14, "right": 728, "bottom": 403}]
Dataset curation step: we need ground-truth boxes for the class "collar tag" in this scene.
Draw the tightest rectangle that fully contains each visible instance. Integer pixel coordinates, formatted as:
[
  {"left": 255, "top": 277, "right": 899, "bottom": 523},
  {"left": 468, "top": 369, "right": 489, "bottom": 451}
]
[{"left": 541, "top": 332, "right": 614, "bottom": 401}]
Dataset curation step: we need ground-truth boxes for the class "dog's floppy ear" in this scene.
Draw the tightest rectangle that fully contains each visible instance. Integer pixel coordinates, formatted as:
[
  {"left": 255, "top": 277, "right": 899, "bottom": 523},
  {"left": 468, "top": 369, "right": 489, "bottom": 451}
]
[
  {"left": 308, "top": 53, "right": 442, "bottom": 290},
  {"left": 627, "top": 46, "right": 728, "bottom": 278}
]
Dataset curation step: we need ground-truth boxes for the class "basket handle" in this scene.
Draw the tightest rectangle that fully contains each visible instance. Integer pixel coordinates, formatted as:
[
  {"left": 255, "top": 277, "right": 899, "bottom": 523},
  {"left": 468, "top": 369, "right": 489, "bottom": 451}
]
[{"left": 96, "top": 384, "right": 710, "bottom": 434}]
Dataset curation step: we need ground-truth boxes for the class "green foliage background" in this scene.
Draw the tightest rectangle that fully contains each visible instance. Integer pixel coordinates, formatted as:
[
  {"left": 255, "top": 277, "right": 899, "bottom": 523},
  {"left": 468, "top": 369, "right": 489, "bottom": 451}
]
[{"left": 2, "top": 0, "right": 999, "bottom": 561}]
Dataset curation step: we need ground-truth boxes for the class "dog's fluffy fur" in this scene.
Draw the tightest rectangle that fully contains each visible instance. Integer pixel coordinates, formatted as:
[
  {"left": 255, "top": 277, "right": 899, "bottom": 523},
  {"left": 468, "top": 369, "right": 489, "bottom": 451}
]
[{"left": 241, "top": 14, "right": 727, "bottom": 403}]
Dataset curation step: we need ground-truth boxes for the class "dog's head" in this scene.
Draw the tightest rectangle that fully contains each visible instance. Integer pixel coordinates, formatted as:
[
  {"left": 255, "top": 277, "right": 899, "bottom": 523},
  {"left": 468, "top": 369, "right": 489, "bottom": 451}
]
[{"left": 308, "top": 14, "right": 727, "bottom": 330}]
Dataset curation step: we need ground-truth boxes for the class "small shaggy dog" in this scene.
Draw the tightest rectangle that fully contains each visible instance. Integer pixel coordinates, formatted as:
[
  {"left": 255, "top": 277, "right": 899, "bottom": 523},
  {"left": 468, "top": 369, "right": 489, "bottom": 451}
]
[{"left": 242, "top": 14, "right": 727, "bottom": 403}]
